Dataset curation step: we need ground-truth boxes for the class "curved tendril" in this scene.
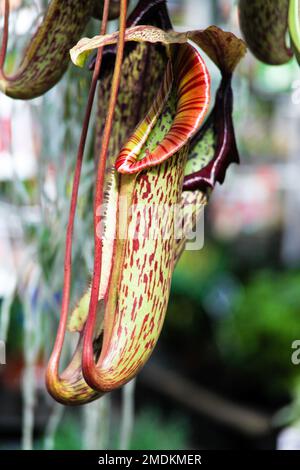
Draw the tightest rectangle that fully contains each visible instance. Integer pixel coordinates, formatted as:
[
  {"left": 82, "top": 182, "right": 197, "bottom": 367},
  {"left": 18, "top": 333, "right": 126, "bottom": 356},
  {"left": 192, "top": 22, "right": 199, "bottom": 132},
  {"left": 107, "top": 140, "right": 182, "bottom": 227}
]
[
  {"left": 93, "top": 0, "right": 127, "bottom": 20},
  {"left": 82, "top": 0, "right": 128, "bottom": 392},
  {"left": 46, "top": 0, "right": 111, "bottom": 404}
]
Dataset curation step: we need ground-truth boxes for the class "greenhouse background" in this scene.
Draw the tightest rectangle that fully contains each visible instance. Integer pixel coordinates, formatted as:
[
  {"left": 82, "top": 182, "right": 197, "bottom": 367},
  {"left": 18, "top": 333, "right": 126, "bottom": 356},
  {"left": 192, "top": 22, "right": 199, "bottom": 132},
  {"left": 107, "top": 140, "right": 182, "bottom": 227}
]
[{"left": 0, "top": 0, "right": 300, "bottom": 451}]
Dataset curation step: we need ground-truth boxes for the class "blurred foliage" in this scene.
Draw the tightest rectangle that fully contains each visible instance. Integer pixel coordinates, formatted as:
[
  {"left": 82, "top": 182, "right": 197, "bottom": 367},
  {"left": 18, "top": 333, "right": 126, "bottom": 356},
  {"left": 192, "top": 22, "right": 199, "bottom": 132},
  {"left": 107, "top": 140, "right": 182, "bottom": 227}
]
[
  {"left": 216, "top": 269, "right": 300, "bottom": 394},
  {"left": 39, "top": 407, "right": 190, "bottom": 450},
  {"left": 52, "top": 415, "right": 82, "bottom": 450},
  {"left": 167, "top": 238, "right": 300, "bottom": 404},
  {"left": 172, "top": 243, "right": 227, "bottom": 307},
  {"left": 1, "top": 297, "right": 23, "bottom": 354},
  {"left": 129, "top": 408, "right": 189, "bottom": 450},
  {"left": 274, "top": 379, "right": 300, "bottom": 427}
]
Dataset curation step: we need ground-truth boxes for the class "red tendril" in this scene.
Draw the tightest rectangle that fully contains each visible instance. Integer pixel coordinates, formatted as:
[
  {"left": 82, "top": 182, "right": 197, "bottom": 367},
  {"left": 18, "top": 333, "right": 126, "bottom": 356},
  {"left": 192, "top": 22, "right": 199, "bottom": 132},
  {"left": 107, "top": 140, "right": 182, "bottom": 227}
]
[
  {"left": 82, "top": 0, "right": 128, "bottom": 390},
  {"left": 46, "top": 0, "right": 111, "bottom": 386}
]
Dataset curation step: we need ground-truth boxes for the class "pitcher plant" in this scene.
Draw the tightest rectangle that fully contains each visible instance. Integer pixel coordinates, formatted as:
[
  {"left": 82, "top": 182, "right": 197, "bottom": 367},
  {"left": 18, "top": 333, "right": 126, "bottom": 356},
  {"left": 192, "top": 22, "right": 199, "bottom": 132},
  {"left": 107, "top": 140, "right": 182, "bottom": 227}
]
[{"left": 0, "top": 0, "right": 246, "bottom": 405}]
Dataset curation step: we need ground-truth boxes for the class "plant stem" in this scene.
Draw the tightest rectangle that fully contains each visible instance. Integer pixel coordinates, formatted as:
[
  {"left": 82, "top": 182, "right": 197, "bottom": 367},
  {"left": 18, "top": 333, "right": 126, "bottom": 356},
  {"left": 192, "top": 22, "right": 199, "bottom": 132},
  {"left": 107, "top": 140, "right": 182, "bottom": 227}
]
[
  {"left": 82, "top": 0, "right": 128, "bottom": 387},
  {"left": 46, "top": 0, "right": 111, "bottom": 384}
]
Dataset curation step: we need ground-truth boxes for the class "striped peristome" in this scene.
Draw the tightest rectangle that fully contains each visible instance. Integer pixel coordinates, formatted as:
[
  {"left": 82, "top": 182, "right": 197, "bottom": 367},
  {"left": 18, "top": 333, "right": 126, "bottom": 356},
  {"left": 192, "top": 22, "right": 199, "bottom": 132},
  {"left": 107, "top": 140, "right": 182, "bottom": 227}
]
[
  {"left": 115, "top": 43, "right": 210, "bottom": 174},
  {"left": 115, "top": 59, "right": 173, "bottom": 173}
]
